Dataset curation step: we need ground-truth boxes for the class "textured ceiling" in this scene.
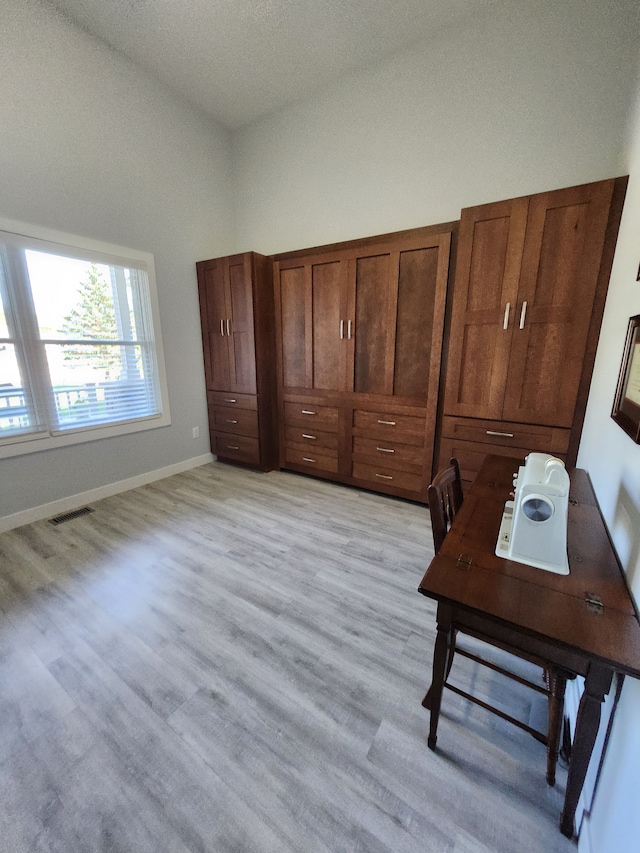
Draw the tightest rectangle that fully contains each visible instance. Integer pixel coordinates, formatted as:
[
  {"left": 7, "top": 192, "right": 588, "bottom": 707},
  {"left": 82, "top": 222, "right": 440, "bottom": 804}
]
[{"left": 48, "top": 0, "right": 498, "bottom": 130}]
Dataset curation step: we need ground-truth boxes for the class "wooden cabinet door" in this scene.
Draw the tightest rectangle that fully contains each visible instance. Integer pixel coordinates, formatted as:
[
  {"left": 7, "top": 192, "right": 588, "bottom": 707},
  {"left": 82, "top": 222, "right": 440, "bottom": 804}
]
[
  {"left": 444, "top": 198, "right": 528, "bottom": 419},
  {"left": 227, "top": 255, "right": 257, "bottom": 394},
  {"left": 502, "top": 180, "right": 614, "bottom": 425},
  {"left": 275, "top": 257, "right": 348, "bottom": 392},
  {"left": 348, "top": 234, "right": 451, "bottom": 400},
  {"left": 393, "top": 237, "right": 450, "bottom": 402},
  {"left": 199, "top": 257, "right": 232, "bottom": 391},
  {"left": 349, "top": 250, "right": 396, "bottom": 395}
]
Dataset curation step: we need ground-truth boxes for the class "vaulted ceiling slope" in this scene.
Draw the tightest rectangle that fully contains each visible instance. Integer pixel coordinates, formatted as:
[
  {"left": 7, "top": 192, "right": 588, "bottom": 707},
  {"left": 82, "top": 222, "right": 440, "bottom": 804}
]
[{"left": 47, "top": 0, "right": 502, "bottom": 130}]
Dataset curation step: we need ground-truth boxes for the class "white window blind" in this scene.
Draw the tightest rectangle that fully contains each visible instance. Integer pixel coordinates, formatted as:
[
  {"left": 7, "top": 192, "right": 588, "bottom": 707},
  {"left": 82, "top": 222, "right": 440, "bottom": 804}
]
[{"left": 0, "top": 223, "right": 170, "bottom": 456}]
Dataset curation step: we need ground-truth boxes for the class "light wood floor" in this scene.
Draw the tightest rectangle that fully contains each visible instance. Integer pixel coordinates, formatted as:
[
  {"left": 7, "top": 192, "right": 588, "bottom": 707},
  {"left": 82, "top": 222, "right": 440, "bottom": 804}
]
[{"left": 0, "top": 462, "right": 576, "bottom": 852}]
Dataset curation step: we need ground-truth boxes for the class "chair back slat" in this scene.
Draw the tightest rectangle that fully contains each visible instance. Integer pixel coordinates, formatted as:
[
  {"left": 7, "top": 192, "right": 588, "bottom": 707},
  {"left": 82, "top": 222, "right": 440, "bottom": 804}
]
[{"left": 428, "top": 458, "right": 463, "bottom": 553}]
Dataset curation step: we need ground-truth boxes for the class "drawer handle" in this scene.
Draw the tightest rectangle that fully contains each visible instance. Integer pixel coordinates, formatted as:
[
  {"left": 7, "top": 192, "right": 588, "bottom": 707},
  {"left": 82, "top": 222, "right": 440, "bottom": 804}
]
[
  {"left": 301, "top": 410, "right": 316, "bottom": 415},
  {"left": 226, "top": 419, "right": 238, "bottom": 424},
  {"left": 303, "top": 457, "right": 316, "bottom": 463},
  {"left": 486, "top": 430, "right": 514, "bottom": 438},
  {"left": 375, "top": 473, "right": 393, "bottom": 480},
  {"left": 519, "top": 300, "right": 528, "bottom": 330},
  {"left": 227, "top": 445, "right": 240, "bottom": 450},
  {"left": 376, "top": 447, "right": 395, "bottom": 453},
  {"left": 302, "top": 433, "right": 316, "bottom": 440},
  {"left": 377, "top": 419, "right": 396, "bottom": 426},
  {"left": 224, "top": 398, "right": 237, "bottom": 403}
]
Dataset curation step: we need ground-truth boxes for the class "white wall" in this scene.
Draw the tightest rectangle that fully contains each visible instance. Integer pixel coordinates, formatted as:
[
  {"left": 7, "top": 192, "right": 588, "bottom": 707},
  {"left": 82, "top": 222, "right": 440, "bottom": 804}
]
[
  {"left": 0, "top": 0, "right": 234, "bottom": 520},
  {"left": 233, "top": 0, "right": 639, "bottom": 254},
  {"left": 576, "top": 67, "right": 640, "bottom": 853}
]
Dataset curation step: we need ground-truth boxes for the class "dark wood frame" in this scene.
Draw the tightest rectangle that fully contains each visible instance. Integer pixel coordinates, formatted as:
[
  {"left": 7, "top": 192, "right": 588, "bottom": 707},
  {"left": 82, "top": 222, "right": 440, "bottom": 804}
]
[{"left": 611, "top": 313, "right": 640, "bottom": 443}]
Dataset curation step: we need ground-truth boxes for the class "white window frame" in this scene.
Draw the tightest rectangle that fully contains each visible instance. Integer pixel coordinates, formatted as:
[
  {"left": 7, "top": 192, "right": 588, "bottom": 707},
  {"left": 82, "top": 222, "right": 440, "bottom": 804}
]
[{"left": 0, "top": 217, "right": 171, "bottom": 459}]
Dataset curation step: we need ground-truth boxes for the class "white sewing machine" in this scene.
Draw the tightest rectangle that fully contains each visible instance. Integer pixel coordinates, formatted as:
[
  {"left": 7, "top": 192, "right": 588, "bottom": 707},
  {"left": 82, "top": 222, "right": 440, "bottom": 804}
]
[{"left": 495, "top": 452, "right": 570, "bottom": 575}]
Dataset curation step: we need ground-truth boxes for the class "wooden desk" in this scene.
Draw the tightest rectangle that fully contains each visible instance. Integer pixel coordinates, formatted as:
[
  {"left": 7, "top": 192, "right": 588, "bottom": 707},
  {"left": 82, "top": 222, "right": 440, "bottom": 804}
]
[{"left": 418, "top": 454, "right": 640, "bottom": 838}]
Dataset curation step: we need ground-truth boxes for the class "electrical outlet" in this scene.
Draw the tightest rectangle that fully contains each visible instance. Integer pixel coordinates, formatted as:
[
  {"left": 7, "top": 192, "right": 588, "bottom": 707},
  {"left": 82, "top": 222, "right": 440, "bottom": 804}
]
[{"left": 192, "top": 426, "right": 200, "bottom": 438}]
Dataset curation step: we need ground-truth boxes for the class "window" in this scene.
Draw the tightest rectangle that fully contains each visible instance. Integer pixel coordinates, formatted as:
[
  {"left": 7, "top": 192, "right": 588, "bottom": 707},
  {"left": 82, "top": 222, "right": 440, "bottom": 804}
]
[{"left": 0, "top": 220, "right": 170, "bottom": 458}]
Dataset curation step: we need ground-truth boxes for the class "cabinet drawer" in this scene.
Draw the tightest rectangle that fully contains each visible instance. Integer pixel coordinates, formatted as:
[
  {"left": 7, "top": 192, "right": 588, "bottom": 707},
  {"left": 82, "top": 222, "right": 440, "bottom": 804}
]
[
  {"left": 441, "top": 416, "right": 570, "bottom": 454},
  {"left": 209, "top": 405, "right": 259, "bottom": 437},
  {"left": 284, "top": 444, "right": 339, "bottom": 474},
  {"left": 352, "top": 436, "right": 424, "bottom": 472},
  {"left": 211, "top": 432, "right": 260, "bottom": 465},
  {"left": 439, "top": 438, "right": 567, "bottom": 487},
  {"left": 352, "top": 410, "right": 426, "bottom": 446},
  {"left": 284, "top": 401, "right": 339, "bottom": 429},
  {"left": 284, "top": 425, "right": 339, "bottom": 450},
  {"left": 352, "top": 462, "right": 423, "bottom": 494},
  {"left": 208, "top": 391, "right": 258, "bottom": 411}
]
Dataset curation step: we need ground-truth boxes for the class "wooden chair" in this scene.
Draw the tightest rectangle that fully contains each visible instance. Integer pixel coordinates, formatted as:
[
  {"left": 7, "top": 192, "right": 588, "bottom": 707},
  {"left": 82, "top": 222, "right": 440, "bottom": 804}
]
[{"left": 423, "top": 458, "right": 567, "bottom": 786}]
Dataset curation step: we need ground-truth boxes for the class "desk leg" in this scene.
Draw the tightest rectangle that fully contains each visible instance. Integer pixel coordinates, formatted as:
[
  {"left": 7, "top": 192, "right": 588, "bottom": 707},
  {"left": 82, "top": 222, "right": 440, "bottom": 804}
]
[
  {"left": 560, "top": 663, "right": 613, "bottom": 838},
  {"left": 427, "top": 603, "right": 453, "bottom": 750}
]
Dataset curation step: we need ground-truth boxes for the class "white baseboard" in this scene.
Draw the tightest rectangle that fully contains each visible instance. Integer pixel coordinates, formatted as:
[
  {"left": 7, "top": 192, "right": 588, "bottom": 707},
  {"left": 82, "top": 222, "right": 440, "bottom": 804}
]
[
  {"left": 0, "top": 453, "right": 216, "bottom": 533},
  {"left": 578, "top": 815, "right": 596, "bottom": 853}
]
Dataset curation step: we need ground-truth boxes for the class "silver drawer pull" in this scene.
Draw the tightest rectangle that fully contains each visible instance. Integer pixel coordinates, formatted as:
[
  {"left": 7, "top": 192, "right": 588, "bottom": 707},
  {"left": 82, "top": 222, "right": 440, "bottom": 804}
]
[
  {"left": 302, "top": 433, "right": 316, "bottom": 440},
  {"left": 377, "top": 419, "right": 396, "bottom": 426},
  {"left": 220, "top": 319, "right": 225, "bottom": 336},
  {"left": 302, "top": 457, "right": 316, "bottom": 463},
  {"left": 376, "top": 447, "right": 395, "bottom": 453},
  {"left": 227, "top": 445, "right": 239, "bottom": 450},
  {"left": 224, "top": 398, "right": 237, "bottom": 403},
  {"left": 301, "top": 410, "right": 316, "bottom": 415},
  {"left": 226, "top": 419, "right": 238, "bottom": 424},
  {"left": 375, "top": 473, "right": 393, "bottom": 480},
  {"left": 486, "top": 430, "right": 514, "bottom": 438}
]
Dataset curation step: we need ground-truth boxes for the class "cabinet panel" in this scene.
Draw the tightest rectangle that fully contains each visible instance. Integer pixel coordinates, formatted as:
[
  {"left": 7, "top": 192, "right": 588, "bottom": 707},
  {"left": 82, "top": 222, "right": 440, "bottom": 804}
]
[
  {"left": 353, "top": 253, "right": 393, "bottom": 395},
  {"left": 228, "top": 256, "right": 257, "bottom": 393},
  {"left": 352, "top": 436, "right": 423, "bottom": 471},
  {"left": 441, "top": 416, "right": 570, "bottom": 454},
  {"left": 278, "top": 264, "right": 309, "bottom": 389},
  {"left": 352, "top": 462, "right": 423, "bottom": 494},
  {"left": 284, "top": 401, "right": 339, "bottom": 429},
  {"left": 503, "top": 181, "right": 614, "bottom": 425},
  {"left": 208, "top": 391, "right": 257, "bottom": 411},
  {"left": 439, "top": 437, "right": 567, "bottom": 489},
  {"left": 312, "top": 261, "right": 345, "bottom": 391},
  {"left": 444, "top": 198, "right": 528, "bottom": 419},
  {"left": 211, "top": 432, "right": 260, "bottom": 466},
  {"left": 209, "top": 405, "right": 259, "bottom": 438},
  {"left": 284, "top": 445, "right": 339, "bottom": 474},
  {"left": 394, "top": 247, "right": 438, "bottom": 398},
  {"left": 200, "top": 259, "right": 231, "bottom": 391},
  {"left": 284, "top": 424, "right": 339, "bottom": 451},
  {"left": 352, "top": 410, "right": 426, "bottom": 446}
]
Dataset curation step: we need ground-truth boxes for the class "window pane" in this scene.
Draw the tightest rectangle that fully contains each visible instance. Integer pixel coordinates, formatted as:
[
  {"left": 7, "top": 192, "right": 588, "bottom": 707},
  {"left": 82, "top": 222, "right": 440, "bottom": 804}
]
[
  {"left": 27, "top": 252, "right": 123, "bottom": 342},
  {"left": 45, "top": 343, "right": 158, "bottom": 430},
  {"left": 0, "top": 298, "right": 9, "bottom": 338},
  {"left": 0, "top": 344, "right": 31, "bottom": 433}
]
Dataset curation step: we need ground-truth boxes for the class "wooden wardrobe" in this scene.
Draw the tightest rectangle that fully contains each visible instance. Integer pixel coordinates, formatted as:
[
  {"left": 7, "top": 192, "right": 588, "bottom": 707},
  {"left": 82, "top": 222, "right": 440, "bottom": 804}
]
[
  {"left": 272, "top": 224, "right": 455, "bottom": 502},
  {"left": 438, "top": 177, "right": 627, "bottom": 486},
  {"left": 196, "top": 251, "right": 277, "bottom": 470}
]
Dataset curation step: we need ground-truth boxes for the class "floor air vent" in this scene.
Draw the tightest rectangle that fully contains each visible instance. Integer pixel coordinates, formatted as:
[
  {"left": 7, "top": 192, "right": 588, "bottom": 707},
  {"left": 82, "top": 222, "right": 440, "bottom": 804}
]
[{"left": 48, "top": 506, "right": 94, "bottom": 525}]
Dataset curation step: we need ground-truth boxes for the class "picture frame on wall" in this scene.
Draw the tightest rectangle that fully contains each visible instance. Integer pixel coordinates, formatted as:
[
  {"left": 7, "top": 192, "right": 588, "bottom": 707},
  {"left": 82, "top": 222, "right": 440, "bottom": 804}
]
[{"left": 612, "top": 314, "right": 640, "bottom": 443}]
